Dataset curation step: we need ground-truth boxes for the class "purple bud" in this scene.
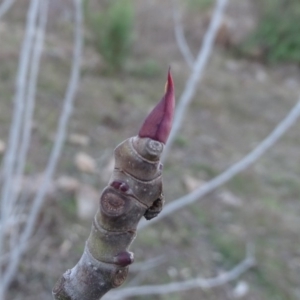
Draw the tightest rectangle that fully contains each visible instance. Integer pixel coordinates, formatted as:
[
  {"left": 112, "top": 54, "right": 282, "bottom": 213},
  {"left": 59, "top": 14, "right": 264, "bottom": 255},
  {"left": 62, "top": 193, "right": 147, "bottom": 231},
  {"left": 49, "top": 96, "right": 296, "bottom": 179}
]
[
  {"left": 138, "top": 69, "right": 175, "bottom": 144},
  {"left": 113, "top": 251, "right": 134, "bottom": 267},
  {"left": 110, "top": 180, "right": 129, "bottom": 193}
]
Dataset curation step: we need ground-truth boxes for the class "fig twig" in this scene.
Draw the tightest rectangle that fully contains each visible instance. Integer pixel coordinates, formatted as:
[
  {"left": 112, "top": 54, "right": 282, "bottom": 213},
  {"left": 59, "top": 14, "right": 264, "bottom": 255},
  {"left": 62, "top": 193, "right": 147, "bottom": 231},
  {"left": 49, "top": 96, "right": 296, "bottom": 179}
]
[{"left": 52, "top": 70, "right": 175, "bottom": 300}]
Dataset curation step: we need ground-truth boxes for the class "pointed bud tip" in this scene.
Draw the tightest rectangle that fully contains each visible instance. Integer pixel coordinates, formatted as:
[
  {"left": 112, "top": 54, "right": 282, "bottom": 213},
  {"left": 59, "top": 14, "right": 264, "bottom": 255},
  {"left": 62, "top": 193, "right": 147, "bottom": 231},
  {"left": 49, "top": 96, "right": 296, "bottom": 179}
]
[
  {"left": 138, "top": 69, "right": 175, "bottom": 144},
  {"left": 167, "top": 66, "right": 173, "bottom": 89}
]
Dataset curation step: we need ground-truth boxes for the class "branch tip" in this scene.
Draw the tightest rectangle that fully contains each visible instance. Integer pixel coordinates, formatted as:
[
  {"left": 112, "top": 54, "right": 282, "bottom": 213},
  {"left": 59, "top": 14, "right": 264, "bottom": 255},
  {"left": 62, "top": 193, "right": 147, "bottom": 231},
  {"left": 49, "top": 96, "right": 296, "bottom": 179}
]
[{"left": 138, "top": 69, "right": 175, "bottom": 144}]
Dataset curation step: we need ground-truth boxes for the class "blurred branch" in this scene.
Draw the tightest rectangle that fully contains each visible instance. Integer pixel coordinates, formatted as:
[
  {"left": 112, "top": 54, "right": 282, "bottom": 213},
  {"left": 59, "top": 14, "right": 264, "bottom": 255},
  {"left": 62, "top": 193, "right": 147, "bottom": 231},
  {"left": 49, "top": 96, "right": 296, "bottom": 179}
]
[
  {"left": 7, "top": 0, "right": 48, "bottom": 244},
  {"left": 162, "top": 0, "right": 228, "bottom": 161},
  {"left": 139, "top": 98, "right": 300, "bottom": 230},
  {"left": 172, "top": 0, "right": 194, "bottom": 69},
  {"left": 103, "top": 247, "right": 255, "bottom": 299},
  {"left": 0, "top": 0, "right": 83, "bottom": 295},
  {"left": 0, "top": 0, "right": 40, "bottom": 287},
  {"left": 0, "top": 0, "right": 16, "bottom": 19},
  {"left": 129, "top": 255, "right": 166, "bottom": 273},
  {"left": 126, "top": 256, "right": 167, "bottom": 289}
]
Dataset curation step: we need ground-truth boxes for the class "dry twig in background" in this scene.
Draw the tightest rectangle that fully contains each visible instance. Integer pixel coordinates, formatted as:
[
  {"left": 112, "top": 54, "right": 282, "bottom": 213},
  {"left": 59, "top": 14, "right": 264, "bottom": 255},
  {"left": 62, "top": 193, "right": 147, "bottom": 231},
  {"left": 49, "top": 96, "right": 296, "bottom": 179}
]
[
  {"left": 0, "top": 0, "right": 16, "bottom": 19},
  {"left": 0, "top": 0, "right": 41, "bottom": 291},
  {"left": 172, "top": 0, "right": 194, "bottom": 69},
  {"left": 140, "top": 97, "right": 300, "bottom": 230},
  {"left": 103, "top": 245, "right": 255, "bottom": 299},
  {"left": 0, "top": 0, "right": 83, "bottom": 297},
  {"left": 7, "top": 0, "right": 48, "bottom": 245},
  {"left": 162, "top": 0, "right": 228, "bottom": 161}
]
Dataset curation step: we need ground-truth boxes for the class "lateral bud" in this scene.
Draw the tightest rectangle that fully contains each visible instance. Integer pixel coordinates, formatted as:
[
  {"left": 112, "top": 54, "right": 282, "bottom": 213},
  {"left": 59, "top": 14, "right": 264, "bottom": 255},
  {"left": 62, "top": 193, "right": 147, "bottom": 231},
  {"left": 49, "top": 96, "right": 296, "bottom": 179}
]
[{"left": 113, "top": 251, "right": 134, "bottom": 267}]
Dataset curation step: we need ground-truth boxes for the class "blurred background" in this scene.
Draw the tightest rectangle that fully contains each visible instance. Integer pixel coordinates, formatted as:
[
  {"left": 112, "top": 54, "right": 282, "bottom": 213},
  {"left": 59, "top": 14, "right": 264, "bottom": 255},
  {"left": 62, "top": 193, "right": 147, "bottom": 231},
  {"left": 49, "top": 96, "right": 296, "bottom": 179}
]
[{"left": 0, "top": 0, "right": 300, "bottom": 299}]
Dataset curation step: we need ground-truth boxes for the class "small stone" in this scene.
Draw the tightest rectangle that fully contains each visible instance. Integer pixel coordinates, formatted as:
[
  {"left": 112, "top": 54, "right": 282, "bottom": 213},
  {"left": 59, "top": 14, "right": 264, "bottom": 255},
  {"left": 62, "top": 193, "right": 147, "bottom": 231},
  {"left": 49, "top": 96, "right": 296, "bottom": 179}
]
[
  {"left": 183, "top": 175, "right": 205, "bottom": 192},
  {"left": 225, "top": 59, "right": 240, "bottom": 72},
  {"left": 68, "top": 133, "right": 90, "bottom": 146},
  {"left": 255, "top": 68, "right": 267, "bottom": 82},
  {"left": 228, "top": 224, "right": 246, "bottom": 238},
  {"left": 56, "top": 176, "right": 80, "bottom": 193},
  {"left": 0, "top": 139, "right": 6, "bottom": 154},
  {"left": 179, "top": 268, "right": 191, "bottom": 279},
  {"left": 76, "top": 184, "right": 99, "bottom": 220},
  {"left": 59, "top": 239, "right": 72, "bottom": 257},
  {"left": 218, "top": 191, "right": 242, "bottom": 207},
  {"left": 167, "top": 267, "right": 178, "bottom": 278},
  {"left": 13, "top": 174, "right": 56, "bottom": 197},
  {"left": 74, "top": 152, "right": 97, "bottom": 174},
  {"left": 232, "top": 281, "right": 249, "bottom": 298},
  {"left": 284, "top": 78, "right": 298, "bottom": 89},
  {"left": 100, "top": 157, "right": 115, "bottom": 183}
]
